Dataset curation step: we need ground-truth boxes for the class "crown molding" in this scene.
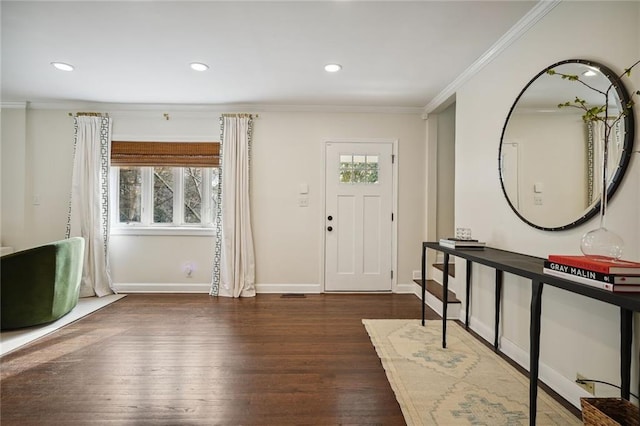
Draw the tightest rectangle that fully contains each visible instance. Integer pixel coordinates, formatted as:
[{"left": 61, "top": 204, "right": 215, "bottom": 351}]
[
  {"left": 1, "top": 102, "right": 27, "bottom": 109},
  {"left": 25, "top": 101, "right": 423, "bottom": 115},
  {"left": 423, "top": 0, "right": 561, "bottom": 117}
]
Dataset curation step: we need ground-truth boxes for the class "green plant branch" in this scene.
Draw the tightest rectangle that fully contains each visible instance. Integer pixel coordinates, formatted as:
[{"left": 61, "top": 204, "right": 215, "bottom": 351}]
[
  {"left": 623, "top": 59, "right": 640, "bottom": 78},
  {"left": 547, "top": 69, "right": 608, "bottom": 97},
  {"left": 549, "top": 60, "right": 639, "bottom": 125},
  {"left": 548, "top": 59, "right": 639, "bottom": 229}
]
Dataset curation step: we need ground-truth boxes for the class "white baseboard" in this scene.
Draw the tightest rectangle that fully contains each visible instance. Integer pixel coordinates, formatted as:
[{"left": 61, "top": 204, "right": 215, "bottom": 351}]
[
  {"left": 255, "top": 283, "right": 322, "bottom": 294},
  {"left": 113, "top": 283, "right": 212, "bottom": 293},
  {"left": 467, "top": 317, "right": 494, "bottom": 344},
  {"left": 395, "top": 282, "right": 417, "bottom": 294},
  {"left": 113, "top": 282, "right": 323, "bottom": 294},
  {"left": 410, "top": 282, "right": 460, "bottom": 320},
  {"left": 112, "top": 283, "right": 321, "bottom": 294},
  {"left": 426, "top": 291, "right": 460, "bottom": 320},
  {"left": 469, "top": 318, "right": 587, "bottom": 410},
  {"left": 114, "top": 282, "right": 417, "bottom": 295},
  {"left": 410, "top": 281, "right": 422, "bottom": 298}
]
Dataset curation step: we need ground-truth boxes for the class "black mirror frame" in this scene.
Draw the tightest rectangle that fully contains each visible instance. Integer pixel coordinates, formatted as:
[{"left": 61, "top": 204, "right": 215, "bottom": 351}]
[{"left": 499, "top": 59, "right": 635, "bottom": 231}]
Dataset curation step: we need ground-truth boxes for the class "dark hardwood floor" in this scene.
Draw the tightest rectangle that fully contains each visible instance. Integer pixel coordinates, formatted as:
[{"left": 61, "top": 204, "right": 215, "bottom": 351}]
[{"left": 1, "top": 294, "right": 436, "bottom": 425}]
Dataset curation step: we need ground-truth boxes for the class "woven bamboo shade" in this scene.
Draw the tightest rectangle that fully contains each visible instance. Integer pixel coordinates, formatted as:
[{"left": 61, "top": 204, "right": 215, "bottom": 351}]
[{"left": 111, "top": 141, "right": 220, "bottom": 167}]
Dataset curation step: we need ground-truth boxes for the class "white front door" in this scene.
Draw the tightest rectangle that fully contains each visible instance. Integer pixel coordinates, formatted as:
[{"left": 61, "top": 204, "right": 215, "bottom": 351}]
[{"left": 324, "top": 142, "right": 393, "bottom": 291}]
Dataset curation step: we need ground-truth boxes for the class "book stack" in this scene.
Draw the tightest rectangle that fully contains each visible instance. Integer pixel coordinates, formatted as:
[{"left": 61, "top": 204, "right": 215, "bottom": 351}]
[
  {"left": 543, "top": 255, "right": 640, "bottom": 293},
  {"left": 439, "top": 238, "right": 486, "bottom": 250}
]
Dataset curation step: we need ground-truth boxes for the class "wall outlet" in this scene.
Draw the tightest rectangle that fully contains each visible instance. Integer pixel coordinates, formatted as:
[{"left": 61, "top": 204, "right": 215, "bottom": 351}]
[
  {"left": 182, "top": 262, "right": 194, "bottom": 278},
  {"left": 412, "top": 270, "right": 422, "bottom": 280},
  {"left": 576, "top": 373, "right": 595, "bottom": 395}
]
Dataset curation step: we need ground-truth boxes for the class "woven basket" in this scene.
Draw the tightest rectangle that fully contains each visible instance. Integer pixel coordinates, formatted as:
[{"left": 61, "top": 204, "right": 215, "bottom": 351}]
[{"left": 581, "top": 398, "right": 640, "bottom": 426}]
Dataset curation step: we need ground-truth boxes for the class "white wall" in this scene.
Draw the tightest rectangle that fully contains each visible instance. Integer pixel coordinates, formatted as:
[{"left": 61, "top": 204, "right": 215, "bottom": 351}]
[
  {"left": 252, "top": 111, "right": 425, "bottom": 288},
  {"left": 109, "top": 110, "right": 220, "bottom": 289},
  {"left": 436, "top": 103, "right": 455, "bottom": 240},
  {"left": 504, "top": 111, "right": 588, "bottom": 228},
  {"left": 1, "top": 106, "right": 27, "bottom": 249},
  {"left": 0, "top": 108, "right": 76, "bottom": 250},
  {"left": 453, "top": 0, "right": 640, "bottom": 407},
  {"left": 0, "top": 108, "right": 425, "bottom": 291}
]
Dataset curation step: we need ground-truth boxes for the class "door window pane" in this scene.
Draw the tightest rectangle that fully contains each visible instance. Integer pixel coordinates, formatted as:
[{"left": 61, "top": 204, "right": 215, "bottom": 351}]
[
  {"left": 119, "top": 167, "right": 142, "bottom": 222},
  {"left": 339, "top": 154, "right": 379, "bottom": 184},
  {"left": 153, "top": 167, "right": 174, "bottom": 223},
  {"left": 340, "top": 155, "right": 353, "bottom": 183},
  {"left": 365, "top": 155, "right": 379, "bottom": 183}
]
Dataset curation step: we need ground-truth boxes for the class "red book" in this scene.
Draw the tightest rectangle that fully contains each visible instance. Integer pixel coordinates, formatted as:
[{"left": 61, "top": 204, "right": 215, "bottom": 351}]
[{"left": 547, "top": 255, "right": 640, "bottom": 275}]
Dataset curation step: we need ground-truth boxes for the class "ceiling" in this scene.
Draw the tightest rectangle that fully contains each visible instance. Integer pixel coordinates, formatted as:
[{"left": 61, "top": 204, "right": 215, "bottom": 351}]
[
  {"left": 1, "top": 1, "right": 539, "bottom": 110},
  {"left": 513, "top": 61, "right": 622, "bottom": 111}
]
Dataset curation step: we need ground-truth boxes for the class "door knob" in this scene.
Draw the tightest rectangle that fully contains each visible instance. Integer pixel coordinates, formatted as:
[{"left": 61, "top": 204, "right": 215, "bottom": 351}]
[{"left": 327, "top": 226, "right": 333, "bottom": 232}]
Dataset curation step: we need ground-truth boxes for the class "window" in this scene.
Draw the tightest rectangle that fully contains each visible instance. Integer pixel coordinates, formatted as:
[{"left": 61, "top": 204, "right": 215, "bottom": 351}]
[
  {"left": 153, "top": 167, "right": 174, "bottom": 223},
  {"left": 339, "top": 154, "right": 379, "bottom": 184},
  {"left": 112, "top": 166, "right": 219, "bottom": 228},
  {"left": 110, "top": 141, "right": 220, "bottom": 234},
  {"left": 119, "top": 167, "right": 142, "bottom": 222}
]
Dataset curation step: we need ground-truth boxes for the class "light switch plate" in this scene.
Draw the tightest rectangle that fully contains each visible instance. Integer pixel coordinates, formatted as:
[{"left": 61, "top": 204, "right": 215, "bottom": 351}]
[{"left": 534, "top": 182, "right": 543, "bottom": 193}]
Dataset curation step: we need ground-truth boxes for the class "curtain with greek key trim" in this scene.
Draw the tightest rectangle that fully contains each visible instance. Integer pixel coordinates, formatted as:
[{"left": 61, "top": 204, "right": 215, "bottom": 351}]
[
  {"left": 66, "top": 116, "right": 113, "bottom": 297},
  {"left": 588, "top": 120, "right": 623, "bottom": 205},
  {"left": 210, "top": 115, "right": 255, "bottom": 298}
]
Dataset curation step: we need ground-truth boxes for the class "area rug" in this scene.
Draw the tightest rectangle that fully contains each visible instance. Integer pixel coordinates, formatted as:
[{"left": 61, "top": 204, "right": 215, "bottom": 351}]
[
  {"left": 0, "top": 294, "right": 126, "bottom": 356},
  {"left": 363, "top": 319, "right": 580, "bottom": 425}
]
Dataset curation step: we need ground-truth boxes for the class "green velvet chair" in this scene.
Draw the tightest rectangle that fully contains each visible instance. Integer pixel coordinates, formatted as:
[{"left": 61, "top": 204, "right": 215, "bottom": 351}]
[{"left": 1, "top": 237, "right": 84, "bottom": 330}]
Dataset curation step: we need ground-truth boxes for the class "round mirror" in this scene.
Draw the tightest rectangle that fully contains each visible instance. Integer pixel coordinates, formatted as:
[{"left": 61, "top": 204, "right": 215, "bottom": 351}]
[{"left": 499, "top": 59, "right": 635, "bottom": 231}]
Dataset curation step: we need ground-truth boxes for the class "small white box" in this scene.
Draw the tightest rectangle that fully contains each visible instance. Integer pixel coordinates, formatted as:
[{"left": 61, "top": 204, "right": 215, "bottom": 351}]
[{"left": 534, "top": 182, "right": 543, "bottom": 193}]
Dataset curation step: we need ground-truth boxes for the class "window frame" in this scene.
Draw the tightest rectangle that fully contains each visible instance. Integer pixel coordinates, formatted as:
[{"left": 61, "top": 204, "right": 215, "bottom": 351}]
[{"left": 110, "top": 165, "right": 218, "bottom": 236}]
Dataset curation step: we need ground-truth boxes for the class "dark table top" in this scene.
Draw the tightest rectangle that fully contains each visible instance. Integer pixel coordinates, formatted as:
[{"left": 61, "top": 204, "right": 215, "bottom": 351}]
[{"left": 424, "top": 242, "right": 640, "bottom": 312}]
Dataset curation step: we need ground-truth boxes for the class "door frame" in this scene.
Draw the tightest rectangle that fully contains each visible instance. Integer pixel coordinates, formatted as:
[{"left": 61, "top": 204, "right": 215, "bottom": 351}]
[
  {"left": 320, "top": 138, "right": 399, "bottom": 292},
  {"left": 500, "top": 141, "right": 521, "bottom": 210}
]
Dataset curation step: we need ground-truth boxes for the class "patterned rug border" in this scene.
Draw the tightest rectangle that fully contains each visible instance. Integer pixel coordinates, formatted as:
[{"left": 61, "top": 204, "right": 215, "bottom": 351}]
[{"left": 363, "top": 319, "right": 580, "bottom": 426}]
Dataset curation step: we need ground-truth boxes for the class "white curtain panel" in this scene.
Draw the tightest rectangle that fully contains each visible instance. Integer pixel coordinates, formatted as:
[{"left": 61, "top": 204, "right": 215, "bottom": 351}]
[
  {"left": 216, "top": 116, "right": 256, "bottom": 298},
  {"left": 67, "top": 116, "right": 113, "bottom": 297}
]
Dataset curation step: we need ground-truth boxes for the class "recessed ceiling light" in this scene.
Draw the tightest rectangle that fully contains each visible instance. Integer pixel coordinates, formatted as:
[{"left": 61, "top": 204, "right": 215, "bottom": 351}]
[
  {"left": 51, "top": 62, "right": 74, "bottom": 72},
  {"left": 190, "top": 62, "right": 209, "bottom": 71},
  {"left": 324, "top": 63, "right": 342, "bottom": 73}
]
